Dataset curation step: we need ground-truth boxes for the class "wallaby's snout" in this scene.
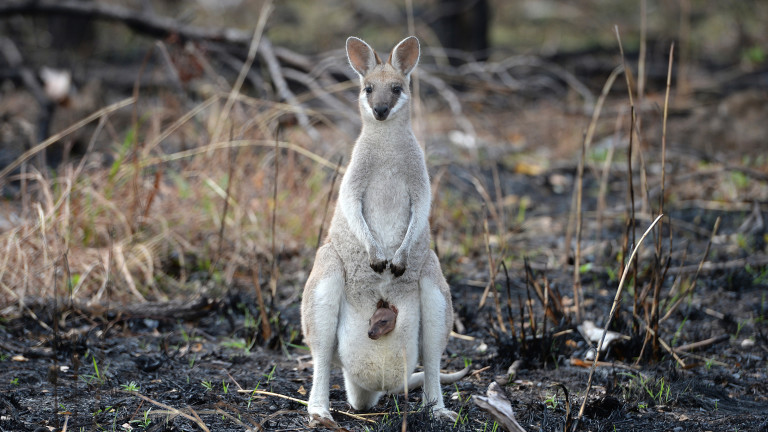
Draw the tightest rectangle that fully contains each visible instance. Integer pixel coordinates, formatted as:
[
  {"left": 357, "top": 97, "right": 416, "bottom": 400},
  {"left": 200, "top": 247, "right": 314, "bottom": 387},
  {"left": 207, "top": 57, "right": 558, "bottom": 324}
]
[{"left": 372, "top": 104, "right": 389, "bottom": 121}]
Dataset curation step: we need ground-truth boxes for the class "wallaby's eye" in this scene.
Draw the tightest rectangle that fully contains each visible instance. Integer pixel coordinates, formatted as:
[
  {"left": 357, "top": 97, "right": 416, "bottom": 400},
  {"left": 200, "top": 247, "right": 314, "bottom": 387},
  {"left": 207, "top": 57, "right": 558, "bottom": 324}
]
[
  {"left": 392, "top": 86, "right": 402, "bottom": 95},
  {"left": 364, "top": 86, "right": 373, "bottom": 94}
]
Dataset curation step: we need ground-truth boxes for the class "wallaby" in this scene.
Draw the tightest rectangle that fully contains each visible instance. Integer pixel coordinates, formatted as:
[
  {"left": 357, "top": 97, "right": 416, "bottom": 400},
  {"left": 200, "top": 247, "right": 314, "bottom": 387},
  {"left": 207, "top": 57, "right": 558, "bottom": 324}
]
[{"left": 300, "top": 36, "right": 467, "bottom": 427}]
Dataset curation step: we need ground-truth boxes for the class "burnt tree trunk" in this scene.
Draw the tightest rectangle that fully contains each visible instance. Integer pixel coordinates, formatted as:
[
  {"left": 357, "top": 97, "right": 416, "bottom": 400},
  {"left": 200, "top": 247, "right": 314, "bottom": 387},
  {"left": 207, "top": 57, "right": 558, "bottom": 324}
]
[{"left": 430, "top": 0, "right": 490, "bottom": 64}]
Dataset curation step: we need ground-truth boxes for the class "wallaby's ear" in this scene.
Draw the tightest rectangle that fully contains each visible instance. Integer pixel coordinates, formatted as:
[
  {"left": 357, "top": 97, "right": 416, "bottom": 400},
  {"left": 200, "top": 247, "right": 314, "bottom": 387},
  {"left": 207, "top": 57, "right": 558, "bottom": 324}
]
[
  {"left": 388, "top": 36, "right": 420, "bottom": 77},
  {"left": 346, "top": 37, "right": 382, "bottom": 78}
]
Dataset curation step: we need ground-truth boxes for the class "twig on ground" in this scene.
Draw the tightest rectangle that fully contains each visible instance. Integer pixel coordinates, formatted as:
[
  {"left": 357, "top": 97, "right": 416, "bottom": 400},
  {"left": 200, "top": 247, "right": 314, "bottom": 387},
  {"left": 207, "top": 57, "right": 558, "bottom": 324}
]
[
  {"left": 124, "top": 390, "right": 211, "bottom": 432},
  {"left": 235, "top": 389, "right": 375, "bottom": 423},
  {"left": 570, "top": 358, "right": 640, "bottom": 371},
  {"left": 667, "top": 255, "right": 768, "bottom": 275},
  {"left": 674, "top": 334, "right": 730, "bottom": 352},
  {"left": 213, "top": 404, "right": 264, "bottom": 432}
]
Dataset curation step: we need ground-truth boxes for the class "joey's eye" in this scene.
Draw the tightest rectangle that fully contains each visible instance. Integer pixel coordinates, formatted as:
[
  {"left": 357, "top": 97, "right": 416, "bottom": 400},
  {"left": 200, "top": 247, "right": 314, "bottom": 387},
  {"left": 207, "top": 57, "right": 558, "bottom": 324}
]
[
  {"left": 364, "top": 86, "right": 373, "bottom": 94},
  {"left": 392, "top": 86, "right": 402, "bottom": 95}
]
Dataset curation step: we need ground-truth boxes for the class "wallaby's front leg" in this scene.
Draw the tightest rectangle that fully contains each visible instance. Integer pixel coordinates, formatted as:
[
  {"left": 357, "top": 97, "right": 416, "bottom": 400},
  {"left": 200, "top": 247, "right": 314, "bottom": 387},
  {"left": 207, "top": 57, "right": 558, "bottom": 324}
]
[
  {"left": 418, "top": 251, "right": 458, "bottom": 421},
  {"left": 301, "top": 245, "right": 345, "bottom": 424},
  {"left": 391, "top": 185, "right": 430, "bottom": 277},
  {"left": 339, "top": 175, "right": 388, "bottom": 272}
]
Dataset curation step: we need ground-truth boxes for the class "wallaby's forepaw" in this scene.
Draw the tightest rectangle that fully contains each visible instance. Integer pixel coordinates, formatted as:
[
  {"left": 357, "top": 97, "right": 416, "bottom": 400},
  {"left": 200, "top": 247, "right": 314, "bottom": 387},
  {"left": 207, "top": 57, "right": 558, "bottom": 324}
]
[
  {"left": 432, "top": 407, "right": 460, "bottom": 423},
  {"left": 368, "top": 244, "right": 388, "bottom": 273},
  {"left": 390, "top": 249, "right": 407, "bottom": 277},
  {"left": 370, "top": 258, "right": 388, "bottom": 273}
]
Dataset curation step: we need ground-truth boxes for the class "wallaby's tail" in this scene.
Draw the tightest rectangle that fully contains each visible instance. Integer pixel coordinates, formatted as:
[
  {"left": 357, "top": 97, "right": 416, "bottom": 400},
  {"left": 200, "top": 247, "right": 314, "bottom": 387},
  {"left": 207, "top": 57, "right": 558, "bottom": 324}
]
[{"left": 391, "top": 366, "right": 471, "bottom": 394}]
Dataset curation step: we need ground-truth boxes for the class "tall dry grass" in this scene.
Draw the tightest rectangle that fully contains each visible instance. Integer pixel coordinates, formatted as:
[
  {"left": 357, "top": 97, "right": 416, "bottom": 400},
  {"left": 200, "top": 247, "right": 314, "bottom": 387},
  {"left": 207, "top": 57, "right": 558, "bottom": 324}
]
[{"left": 0, "top": 91, "right": 350, "bottom": 309}]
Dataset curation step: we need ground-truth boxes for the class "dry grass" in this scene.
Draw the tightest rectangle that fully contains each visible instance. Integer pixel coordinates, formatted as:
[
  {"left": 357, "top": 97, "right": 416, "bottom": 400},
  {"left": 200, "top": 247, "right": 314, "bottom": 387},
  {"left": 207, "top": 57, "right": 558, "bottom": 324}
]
[{"left": 0, "top": 90, "right": 348, "bottom": 308}]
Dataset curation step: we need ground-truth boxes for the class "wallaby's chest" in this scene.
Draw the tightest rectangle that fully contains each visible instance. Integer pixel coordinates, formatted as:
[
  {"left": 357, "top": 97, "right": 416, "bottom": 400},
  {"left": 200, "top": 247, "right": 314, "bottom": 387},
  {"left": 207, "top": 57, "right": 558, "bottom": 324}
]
[{"left": 362, "top": 166, "right": 411, "bottom": 250}]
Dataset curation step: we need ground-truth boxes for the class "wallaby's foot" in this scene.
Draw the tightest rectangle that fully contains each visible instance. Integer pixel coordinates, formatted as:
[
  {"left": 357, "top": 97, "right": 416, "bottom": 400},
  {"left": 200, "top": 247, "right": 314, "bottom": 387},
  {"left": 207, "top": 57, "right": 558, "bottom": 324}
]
[
  {"left": 308, "top": 412, "right": 338, "bottom": 429},
  {"left": 432, "top": 407, "right": 460, "bottom": 423}
]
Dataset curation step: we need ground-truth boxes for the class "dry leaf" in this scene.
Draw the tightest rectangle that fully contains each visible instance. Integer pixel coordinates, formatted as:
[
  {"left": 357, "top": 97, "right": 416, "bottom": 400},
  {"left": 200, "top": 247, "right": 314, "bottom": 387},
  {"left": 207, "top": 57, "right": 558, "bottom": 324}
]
[
  {"left": 297, "top": 385, "right": 307, "bottom": 396},
  {"left": 578, "top": 320, "right": 628, "bottom": 352}
]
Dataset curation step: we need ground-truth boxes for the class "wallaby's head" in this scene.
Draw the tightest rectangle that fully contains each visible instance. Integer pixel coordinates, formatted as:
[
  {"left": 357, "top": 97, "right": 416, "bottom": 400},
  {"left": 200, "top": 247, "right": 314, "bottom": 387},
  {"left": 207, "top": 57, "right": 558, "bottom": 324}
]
[{"left": 346, "top": 36, "right": 420, "bottom": 122}]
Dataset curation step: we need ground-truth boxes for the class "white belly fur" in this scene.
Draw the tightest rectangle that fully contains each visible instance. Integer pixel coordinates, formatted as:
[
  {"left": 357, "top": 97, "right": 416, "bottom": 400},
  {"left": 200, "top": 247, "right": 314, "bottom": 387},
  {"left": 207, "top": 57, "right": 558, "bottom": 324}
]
[{"left": 337, "top": 291, "right": 420, "bottom": 392}]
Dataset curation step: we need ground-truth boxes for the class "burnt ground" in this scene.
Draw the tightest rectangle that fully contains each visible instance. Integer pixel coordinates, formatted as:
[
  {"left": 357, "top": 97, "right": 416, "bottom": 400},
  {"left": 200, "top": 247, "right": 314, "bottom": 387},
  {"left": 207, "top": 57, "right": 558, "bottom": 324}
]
[{"left": 1, "top": 156, "right": 767, "bottom": 432}]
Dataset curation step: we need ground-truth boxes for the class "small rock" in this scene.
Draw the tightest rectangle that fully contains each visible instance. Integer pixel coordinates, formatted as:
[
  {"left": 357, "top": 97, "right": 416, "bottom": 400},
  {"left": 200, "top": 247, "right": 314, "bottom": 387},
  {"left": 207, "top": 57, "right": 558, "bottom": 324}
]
[
  {"left": 741, "top": 338, "right": 755, "bottom": 348},
  {"left": 548, "top": 173, "right": 571, "bottom": 194},
  {"left": 494, "top": 375, "right": 509, "bottom": 386},
  {"left": 507, "top": 359, "right": 523, "bottom": 377},
  {"left": 584, "top": 348, "right": 597, "bottom": 361}
]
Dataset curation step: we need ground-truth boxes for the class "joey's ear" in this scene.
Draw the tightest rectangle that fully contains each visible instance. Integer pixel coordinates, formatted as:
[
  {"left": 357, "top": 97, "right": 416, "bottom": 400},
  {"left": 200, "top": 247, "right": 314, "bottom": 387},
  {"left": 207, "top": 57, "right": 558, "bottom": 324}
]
[
  {"left": 346, "top": 37, "right": 382, "bottom": 77},
  {"left": 388, "top": 36, "right": 420, "bottom": 77}
]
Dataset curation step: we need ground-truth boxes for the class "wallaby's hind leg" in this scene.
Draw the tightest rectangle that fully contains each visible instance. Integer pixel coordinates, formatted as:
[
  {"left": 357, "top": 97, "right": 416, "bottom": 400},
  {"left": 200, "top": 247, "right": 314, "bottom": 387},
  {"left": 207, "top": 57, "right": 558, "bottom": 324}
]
[
  {"left": 419, "top": 250, "right": 458, "bottom": 421},
  {"left": 301, "top": 244, "right": 345, "bottom": 424},
  {"left": 343, "top": 369, "right": 383, "bottom": 411}
]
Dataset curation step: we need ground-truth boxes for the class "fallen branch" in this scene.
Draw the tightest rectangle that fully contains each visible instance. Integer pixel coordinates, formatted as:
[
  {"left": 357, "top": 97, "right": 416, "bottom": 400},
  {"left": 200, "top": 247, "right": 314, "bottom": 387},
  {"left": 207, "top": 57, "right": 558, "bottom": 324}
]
[
  {"left": 570, "top": 358, "right": 640, "bottom": 371},
  {"left": 666, "top": 255, "right": 768, "bottom": 275},
  {"left": 0, "top": 0, "right": 254, "bottom": 46},
  {"left": 674, "top": 334, "right": 730, "bottom": 352}
]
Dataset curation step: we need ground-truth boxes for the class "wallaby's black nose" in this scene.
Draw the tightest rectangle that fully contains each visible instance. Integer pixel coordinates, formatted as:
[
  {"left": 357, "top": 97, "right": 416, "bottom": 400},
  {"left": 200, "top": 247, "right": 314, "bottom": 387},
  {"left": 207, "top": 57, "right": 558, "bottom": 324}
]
[{"left": 373, "top": 105, "right": 389, "bottom": 120}]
